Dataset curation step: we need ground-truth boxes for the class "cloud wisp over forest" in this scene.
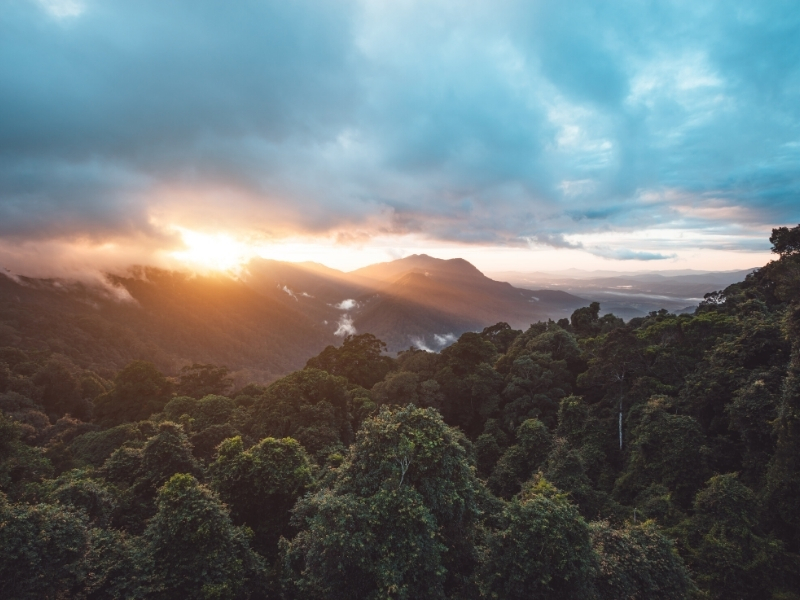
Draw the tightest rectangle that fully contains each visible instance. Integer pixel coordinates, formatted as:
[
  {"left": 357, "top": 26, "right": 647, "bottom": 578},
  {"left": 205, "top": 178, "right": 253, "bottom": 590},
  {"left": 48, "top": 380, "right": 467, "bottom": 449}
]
[{"left": 1, "top": 0, "right": 799, "bottom": 273}]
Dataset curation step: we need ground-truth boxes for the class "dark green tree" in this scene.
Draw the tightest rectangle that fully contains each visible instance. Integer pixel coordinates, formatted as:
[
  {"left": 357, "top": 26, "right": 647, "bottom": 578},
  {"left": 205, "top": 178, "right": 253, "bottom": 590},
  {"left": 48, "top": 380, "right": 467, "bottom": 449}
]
[
  {"left": 281, "top": 405, "right": 484, "bottom": 599},
  {"left": 306, "top": 333, "right": 394, "bottom": 389},
  {"left": 614, "top": 397, "right": 707, "bottom": 509},
  {"left": 571, "top": 302, "right": 603, "bottom": 337},
  {"left": 248, "top": 368, "right": 352, "bottom": 459},
  {"left": 763, "top": 228, "right": 800, "bottom": 551},
  {"left": 769, "top": 223, "right": 800, "bottom": 257},
  {"left": 33, "top": 360, "right": 89, "bottom": 421},
  {"left": 478, "top": 478, "right": 598, "bottom": 599},
  {"left": 176, "top": 363, "right": 234, "bottom": 399},
  {"left": 679, "top": 474, "right": 793, "bottom": 599},
  {"left": 488, "top": 418, "right": 552, "bottom": 498},
  {"left": 479, "top": 322, "right": 521, "bottom": 354},
  {"left": 138, "top": 473, "right": 267, "bottom": 600},
  {"left": 164, "top": 394, "right": 237, "bottom": 433},
  {"left": 48, "top": 469, "right": 116, "bottom": 526},
  {"left": 282, "top": 485, "right": 446, "bottom": 600},
  {"left": 439, "top": 332, "right": 498, "bottom": 376},
  {"left": 116, "top": 422, "right": 201, "bottom": 533},
  {"left": 591, "top": 520, "right": 694, "bottom": 600},
  {"left": 0, "top": 493, "right": 89, "bottom": 599},
  {"left": 210, "top": 436, "right": 314, "bottom": 557},
  {"left": 93, "top": 361, "right": 172, "bottom": 426}
]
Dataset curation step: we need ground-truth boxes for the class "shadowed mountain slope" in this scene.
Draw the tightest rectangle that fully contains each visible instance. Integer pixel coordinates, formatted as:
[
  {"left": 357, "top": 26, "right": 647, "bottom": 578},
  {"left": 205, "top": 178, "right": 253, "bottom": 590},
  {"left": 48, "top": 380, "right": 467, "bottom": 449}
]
[
  {"left": 348, "top": 255, "right": 587, "bottom": 350},
  {"left": 0, "top": 268, "right": 334, "bottom": 384},
  {"left": 0, "top": 256, "right": 590, "bottom": 380}
]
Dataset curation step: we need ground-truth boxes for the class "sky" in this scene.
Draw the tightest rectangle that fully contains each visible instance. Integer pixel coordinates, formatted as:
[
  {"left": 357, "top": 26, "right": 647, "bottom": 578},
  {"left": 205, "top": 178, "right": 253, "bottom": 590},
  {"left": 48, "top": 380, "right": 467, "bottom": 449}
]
[{"left": 1, "top": 0, "right": 799, "bottom": 276}]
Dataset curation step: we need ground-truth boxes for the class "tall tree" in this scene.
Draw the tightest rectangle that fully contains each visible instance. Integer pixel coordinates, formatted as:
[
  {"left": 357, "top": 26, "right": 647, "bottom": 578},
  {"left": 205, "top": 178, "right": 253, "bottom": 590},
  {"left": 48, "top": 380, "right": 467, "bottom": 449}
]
[
  {"left": 0, "top": 494, "right": 89, "bottom": 599},
  {"left": 138, "top": 473, "right": 267, "bottom": 600},
  {"left": 478, "top": 479, "right": 598, "bottom": 600},
  {"left": 306, "top": 334, "right": 394, "bottom": 389},
  {"left": 210, "top": 436, "right": 314, "bottom": 558},
  {"left": 93, "top": 361, "right": 172, "bottom": 426},
  {"left": 176, "top": 363, "right": 233, "bottom": 399},
  {"left": 281, "top": 405, "right": 484, "bottom": 599}
]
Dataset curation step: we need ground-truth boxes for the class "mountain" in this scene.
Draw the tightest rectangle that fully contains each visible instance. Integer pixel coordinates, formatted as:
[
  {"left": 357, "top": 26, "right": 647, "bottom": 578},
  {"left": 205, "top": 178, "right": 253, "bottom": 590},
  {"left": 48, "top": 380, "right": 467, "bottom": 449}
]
[
  {"left": 244, "top": 254, "right": 588, "bottom": 352},
  {"left": 5, "top": 255, "right": 750, "bottom": 383},
  {"left": 348, "top": 255, "right": 586, "bottom": 350},
  {"left": 0, "top": 267, "right": 334, "bottom": 385},
  {"left": 0, "top": 256, "right": 590, "bottom": 382}
]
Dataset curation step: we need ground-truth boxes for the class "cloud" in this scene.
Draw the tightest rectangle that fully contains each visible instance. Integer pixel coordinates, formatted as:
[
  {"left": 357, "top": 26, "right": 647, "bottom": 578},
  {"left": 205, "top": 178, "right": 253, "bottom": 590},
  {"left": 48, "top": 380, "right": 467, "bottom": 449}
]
[
  {"left": 527, "top": 233, "right": 583, "bottom": 250},
  {"left": 589, "top": 247, "right": 677, "bottom": 261},
  {"left": 280, "top": 285, "right": 298, "bottom": 301},
  {"left": 1, "top": 0, "right": 799, "bottom": 273},
  {"left": 334, "top": 299, "right": 358, "bottom": 310},
  {"left": 433, "top": 333, "right": 457, "bottom": 347},
  {"left": 35, "top": 0, "right": 85, "bottom": 19},
  {"left": 410, "top": 336, "right": 435, "bottom": 353},
  {"left": 334, "top": 314, "right": 356, "bottom": 336}
]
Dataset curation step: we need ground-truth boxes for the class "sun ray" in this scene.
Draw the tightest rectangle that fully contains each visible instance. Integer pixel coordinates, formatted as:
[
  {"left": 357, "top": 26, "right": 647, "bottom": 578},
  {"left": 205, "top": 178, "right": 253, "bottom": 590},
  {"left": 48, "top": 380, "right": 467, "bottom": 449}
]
[{"left": 169, "top": 228, "right": 256, "bottom": 272}]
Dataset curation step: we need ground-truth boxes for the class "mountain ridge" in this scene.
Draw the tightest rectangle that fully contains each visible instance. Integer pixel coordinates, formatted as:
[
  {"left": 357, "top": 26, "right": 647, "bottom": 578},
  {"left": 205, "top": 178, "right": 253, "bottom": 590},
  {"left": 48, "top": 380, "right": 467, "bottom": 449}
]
[{"left": 1, "top": 255, "right": 747, "bottom": 382}]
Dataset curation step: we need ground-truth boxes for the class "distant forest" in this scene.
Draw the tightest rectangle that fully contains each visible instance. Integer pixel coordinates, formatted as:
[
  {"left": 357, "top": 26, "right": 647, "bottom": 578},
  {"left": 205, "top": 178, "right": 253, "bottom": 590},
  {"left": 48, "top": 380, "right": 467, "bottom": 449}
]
[{"left": 2, "top": 225, "right": 800, "bottom": 599}]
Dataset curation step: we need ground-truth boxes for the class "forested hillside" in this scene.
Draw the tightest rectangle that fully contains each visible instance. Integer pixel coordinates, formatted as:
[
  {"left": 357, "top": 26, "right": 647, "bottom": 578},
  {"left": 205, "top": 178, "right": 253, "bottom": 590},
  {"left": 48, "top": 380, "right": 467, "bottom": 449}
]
[
  {"left": 2, "top": 226, "right": 800, "bottom": 599},
  {"left": 0, "top": 256, "right": 587, "bottom": 382},
  {"left": 0, "top": 267, "right": 335, "bottom": 384}
]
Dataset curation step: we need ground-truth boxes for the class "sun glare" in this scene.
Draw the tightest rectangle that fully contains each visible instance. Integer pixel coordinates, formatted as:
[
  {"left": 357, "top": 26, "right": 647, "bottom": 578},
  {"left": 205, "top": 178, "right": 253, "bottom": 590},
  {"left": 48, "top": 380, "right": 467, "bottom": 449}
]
[{"left": 170, "top": 228, "right": 255, "bottom": 272}]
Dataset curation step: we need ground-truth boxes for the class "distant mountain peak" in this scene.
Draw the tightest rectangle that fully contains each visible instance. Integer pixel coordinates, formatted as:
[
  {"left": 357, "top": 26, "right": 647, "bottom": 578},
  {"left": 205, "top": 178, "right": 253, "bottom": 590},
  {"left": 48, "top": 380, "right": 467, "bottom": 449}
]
[{"left": 351, "top": 254, "right": 484, "bottom": 283}]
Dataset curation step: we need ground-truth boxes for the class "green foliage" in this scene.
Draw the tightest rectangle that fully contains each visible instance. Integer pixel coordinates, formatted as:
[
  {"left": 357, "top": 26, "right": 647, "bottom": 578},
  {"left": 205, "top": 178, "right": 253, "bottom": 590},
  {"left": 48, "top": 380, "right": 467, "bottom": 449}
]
[
  {"left": 176, "top": 363, "right": 234, "bottom": 399},
  {"left": 282, "top": 405, "right": 483, "bottom": 598},
  {"left": 79, "top": 527, "right": 140, "bottom": 600},
  {"left": 48, "top": 469, "right": 116, "bottom": 526},
  {"left": 570, "top": 302, "right": 624, "bottom": 338},
  {"left": 770, "top": 223, "right": 800, "bottom": 257},
  {"left": 93, "top": 361, "right": 172, "bottom": 427},
  {"left": 306, "top": 333, "right": 394, "bottom": 389},
  {"left": 478, "top": 479, "right": 598, "bottom": 599},
  {"left": 439, "top": 331, "right": 498, "bottom": 376},
  {"left": 114, "top": 422, "right": 202, "bottom": 533},
  {"left": 474, "top": 433, "right": 502, "bottom": 478},
  {"left": 0, "top": 412, "right": 53, "bottom": 498},
  {"left": 139, "top": 422, "right": 201, "bottom": 489},
  {"left": 499, "top": 350, "right": 571, "bottom": 430},
  {"left": 571, "top": 301, "right": 603, "bottom": 337},
  {"left": 249, "top": 368, "right": 352, "bottom": 458},
  {"left": 139, "top": 473, "right": 267, "bottom": 599},
  {"left": 68, "top": 421, "right": 155, "bottom": 467},
  {"left": 190, "top": 422, "right": 241, "bottom": 462},
  {"left": 436, "top": 361, "right": 503, "bottom": 436},
  {"left": 336, "top": 405, "right": 479, "bottom": 524},
  {"left": 615, "top": 397, "right": 707, "bottom": 509},
  {"left": 591, "top": 520, "right": 694, "bottom": 600},
  {"left": 210, "top": 436, "right": 314, "bottom": 557},
  {"left": 0, "top": 361, "right": 10, "bottom": 392},
  {"left": 33, "top": 360, "right": 90, "bottom": 421},
  {"left": 283, "top": 486, "right": 447, "bottom": 600},
  {"left": 679, "top": 474, "right": 793, "bottom": 599},
  {"left": 396, "top": 347, "right": 441, "bottom": 380},
  {"left": 164, "top": 394, "right": 237, "bottom": 433},
  {"left": 371, "top": 370, "right": 424, "bottom": 407},
  {"left": 488, "top": 418, "right": 551, "bottom": 498},
  {"left": 479, "top": 322, "right": 521, "bottom": 354},
  {"left": 100, "top": 445, "right": 143, "bottom": 487},
  {"left": 0, "top": 493, "right": 89, "bottom": 600}
]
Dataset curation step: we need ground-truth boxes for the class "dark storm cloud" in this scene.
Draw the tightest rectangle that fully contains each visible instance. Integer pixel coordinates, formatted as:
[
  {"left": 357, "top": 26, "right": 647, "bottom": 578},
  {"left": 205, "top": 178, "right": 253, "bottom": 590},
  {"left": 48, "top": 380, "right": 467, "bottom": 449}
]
[{"left": 0, "top": 0, "right": 798, "bottom": 255}]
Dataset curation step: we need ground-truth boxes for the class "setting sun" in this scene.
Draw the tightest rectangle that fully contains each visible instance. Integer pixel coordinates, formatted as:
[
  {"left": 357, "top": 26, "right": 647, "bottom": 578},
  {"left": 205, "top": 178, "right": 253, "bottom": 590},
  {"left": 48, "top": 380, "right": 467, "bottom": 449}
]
[{"left": 169, "top": 228, "right": 256, "bottom": 272}]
